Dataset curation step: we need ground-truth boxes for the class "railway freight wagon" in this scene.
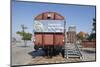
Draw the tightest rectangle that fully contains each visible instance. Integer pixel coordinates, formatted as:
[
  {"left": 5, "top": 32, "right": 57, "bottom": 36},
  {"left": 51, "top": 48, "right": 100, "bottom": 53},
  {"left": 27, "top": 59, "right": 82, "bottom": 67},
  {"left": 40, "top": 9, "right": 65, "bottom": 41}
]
[{"left": 33, "top": 12, "right": 66, "bottom": 57}]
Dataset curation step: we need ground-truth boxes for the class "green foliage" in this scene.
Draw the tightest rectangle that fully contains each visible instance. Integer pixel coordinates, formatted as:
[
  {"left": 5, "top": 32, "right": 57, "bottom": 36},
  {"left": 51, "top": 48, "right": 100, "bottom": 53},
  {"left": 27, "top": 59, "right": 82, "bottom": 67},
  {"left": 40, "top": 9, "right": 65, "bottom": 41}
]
[
  {"left": 77, "top": 32, "right": 84, "bottom": 40},
  {"left": 16, "top": 31, "right": 24, "bottom": 36},
  {"left": 87, "top": 18, "right": 96, "bottom": 41},
  {"left": 93, "top": 18, "right": 96, "bottom": 32},
  {"left": 87, "top": 33, "right": 96, "bottom": 41},
  {"left": 16, "top": 31, "right": 32, "bottom": 40},
  {"left": 22, "top": 33, "right": 32, "bottom": 40},
  {"left": 77, "top": 34, "right": 83, "bottom": 40}
]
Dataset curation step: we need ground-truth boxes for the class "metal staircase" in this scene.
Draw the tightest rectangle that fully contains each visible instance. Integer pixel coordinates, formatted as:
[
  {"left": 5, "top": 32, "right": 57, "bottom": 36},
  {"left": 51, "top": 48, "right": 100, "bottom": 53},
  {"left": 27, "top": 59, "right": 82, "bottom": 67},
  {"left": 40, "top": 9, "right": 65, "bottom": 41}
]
[{"left": 64, "top": 43, "right": 82, "bottom": 59}]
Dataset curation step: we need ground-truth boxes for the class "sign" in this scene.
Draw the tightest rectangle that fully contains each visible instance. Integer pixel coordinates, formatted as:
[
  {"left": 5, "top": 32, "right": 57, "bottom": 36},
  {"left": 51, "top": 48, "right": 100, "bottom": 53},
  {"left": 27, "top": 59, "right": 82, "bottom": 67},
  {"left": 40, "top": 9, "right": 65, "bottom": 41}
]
[{"left": 34, "top": 20, "right": 64, "bottom": 32}]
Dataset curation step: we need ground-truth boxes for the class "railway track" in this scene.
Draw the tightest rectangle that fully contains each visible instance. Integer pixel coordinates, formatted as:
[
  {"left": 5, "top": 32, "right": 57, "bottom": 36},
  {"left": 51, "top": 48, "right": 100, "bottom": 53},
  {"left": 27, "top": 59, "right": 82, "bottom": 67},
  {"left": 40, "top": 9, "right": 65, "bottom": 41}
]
[
  {"left": 28, "top": 53, "right": 82, "bottom": 65},
  {"left": 27, "top": 43, "right": 82, "bottom": 65}
]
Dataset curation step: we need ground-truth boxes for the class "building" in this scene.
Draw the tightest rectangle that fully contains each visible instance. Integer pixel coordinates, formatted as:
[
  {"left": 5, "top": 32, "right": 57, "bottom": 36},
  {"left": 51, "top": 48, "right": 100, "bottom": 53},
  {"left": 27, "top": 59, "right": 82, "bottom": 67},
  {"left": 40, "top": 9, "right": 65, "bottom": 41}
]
[
  {"left": 68, "top": 25, "right": 76, "bottom": 32},
  {"left": 77, "top": 32, "right": 89, "bottom": 41},
  {"left": 67, "top": 25, "right": 76, "bottom": 43}
]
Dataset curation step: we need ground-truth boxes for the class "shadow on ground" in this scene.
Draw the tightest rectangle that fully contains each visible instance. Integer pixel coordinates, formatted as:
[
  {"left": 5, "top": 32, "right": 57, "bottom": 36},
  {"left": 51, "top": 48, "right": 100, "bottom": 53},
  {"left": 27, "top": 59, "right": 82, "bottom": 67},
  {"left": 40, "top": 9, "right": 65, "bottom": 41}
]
[{"left": 28, "top": 49, "right": 46, "bottom": 58}]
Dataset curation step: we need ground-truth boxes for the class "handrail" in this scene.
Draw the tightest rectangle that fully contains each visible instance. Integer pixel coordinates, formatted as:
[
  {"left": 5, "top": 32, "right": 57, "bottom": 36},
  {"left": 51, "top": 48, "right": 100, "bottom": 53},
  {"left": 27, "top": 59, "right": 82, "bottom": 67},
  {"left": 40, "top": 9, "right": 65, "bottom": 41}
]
[{"left": 74, "top": 43, "right": 83, "bottom": 58}]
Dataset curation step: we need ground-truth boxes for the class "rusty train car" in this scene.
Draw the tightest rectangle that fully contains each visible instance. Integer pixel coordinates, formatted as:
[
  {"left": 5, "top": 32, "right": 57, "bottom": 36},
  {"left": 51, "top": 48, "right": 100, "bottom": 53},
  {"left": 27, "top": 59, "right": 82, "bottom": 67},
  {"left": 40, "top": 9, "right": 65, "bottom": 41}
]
[{"left": 33, "top": 12, "right": 66, "bottom": 57}]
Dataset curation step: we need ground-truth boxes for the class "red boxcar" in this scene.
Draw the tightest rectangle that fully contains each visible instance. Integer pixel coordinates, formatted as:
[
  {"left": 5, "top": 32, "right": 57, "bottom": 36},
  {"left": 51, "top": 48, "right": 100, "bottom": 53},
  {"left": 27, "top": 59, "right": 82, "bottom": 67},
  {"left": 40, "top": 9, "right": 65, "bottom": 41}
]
[
  {"left": 33, "top": 12, "right": 65, "bottom": 57},
  {"left": 34, "top": 33, "right": 64, "bottom": 49}
]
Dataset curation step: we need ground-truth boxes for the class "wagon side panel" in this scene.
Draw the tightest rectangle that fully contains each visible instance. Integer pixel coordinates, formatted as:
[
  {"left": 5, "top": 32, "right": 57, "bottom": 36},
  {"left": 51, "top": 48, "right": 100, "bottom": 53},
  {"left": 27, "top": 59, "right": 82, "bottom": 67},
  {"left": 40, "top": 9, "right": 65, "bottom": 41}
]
[
  {"left": 34, "top": 34, "right": 42, "bottom": 46},
  {"left": 43, "top": 34, "right": 54, "bottom": 46},
  {"left": 54, "top": 34, "right": 64, "bottom": 46}
]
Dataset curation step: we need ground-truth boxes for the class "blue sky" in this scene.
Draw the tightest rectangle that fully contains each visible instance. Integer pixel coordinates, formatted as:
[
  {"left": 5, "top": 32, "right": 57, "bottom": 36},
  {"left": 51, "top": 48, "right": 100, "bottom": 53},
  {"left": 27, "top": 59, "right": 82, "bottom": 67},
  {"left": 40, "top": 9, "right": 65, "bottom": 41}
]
[{"left": 12, "top": 0, "right": 96, "bottom": 34}]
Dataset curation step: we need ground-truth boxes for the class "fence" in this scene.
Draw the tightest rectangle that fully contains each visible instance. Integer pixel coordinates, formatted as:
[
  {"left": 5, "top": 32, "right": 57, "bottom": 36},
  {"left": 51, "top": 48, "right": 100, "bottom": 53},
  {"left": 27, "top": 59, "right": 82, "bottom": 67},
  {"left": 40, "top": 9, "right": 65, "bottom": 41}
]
[{"left": 82, "top": 40, "right": 96, "bottom": 48}]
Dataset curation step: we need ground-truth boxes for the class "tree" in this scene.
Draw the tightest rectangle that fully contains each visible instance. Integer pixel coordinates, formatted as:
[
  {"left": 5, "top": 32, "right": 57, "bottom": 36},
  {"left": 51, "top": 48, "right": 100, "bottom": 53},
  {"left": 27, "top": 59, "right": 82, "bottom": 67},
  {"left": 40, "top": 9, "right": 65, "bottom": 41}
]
[
  {"left": 22, "top": 32, "right": 32, "bottom": 40},
  {"left": 16, "top": 25, "right": 32, "bottom": 47},
  {"left": 16, "top": 31, "right": 32, "bottom": 40},
  {"left": 92, "top": 18, "right": 96, "bottom": 33},
  {"left": 77, "top": 32, "right": 85, "bottom": 41},
  {"left": 87, "top": 33, "right": 96, "bottom": 41},
  {"left": 88, "top": 18, "right": 96, "bottom": 41}
]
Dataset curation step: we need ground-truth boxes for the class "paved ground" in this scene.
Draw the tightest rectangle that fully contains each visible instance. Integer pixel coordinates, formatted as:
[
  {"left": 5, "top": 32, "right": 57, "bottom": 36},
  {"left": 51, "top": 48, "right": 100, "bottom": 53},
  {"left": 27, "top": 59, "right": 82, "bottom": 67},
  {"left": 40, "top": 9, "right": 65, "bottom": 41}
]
[
  {"left": 76, "top": 44, "right": 96, "bottom": 61},
  {"left": 11, "top": 41, "right": 96, "bottom": 66},
  {"left": 11, "top": 41, "right": 34, "bottom": 66},
  {"left": 81, "top": 48, "right": 96, "bottom": 61},
  {"left": 28, "top": 54, "right": 81, "bottom": 65}
]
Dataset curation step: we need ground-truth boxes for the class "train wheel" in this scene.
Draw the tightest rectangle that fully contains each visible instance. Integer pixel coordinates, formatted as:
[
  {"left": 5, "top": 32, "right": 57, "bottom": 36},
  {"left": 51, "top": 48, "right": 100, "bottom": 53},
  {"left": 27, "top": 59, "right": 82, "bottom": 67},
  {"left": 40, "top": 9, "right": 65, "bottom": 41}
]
[
  {"left": 34, "top": 45, "right": 39, "bottom": 51},
  {"left": 61, "top": 49, "right": 65, "bottom": 58},
  {"left": 50, "top": 47, "right": 53, "bottom": 58},
  {"left": 47, "top": 46, "right": 50, "bottom": 58}
]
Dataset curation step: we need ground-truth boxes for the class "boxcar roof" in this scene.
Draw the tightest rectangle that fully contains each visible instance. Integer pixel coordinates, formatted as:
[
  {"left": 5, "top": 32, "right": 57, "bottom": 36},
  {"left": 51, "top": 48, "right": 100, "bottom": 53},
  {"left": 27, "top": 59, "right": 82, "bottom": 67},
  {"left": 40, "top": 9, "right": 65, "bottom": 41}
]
[{"left": 34, "top": 12, "right": 64, "bottom": 20}]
